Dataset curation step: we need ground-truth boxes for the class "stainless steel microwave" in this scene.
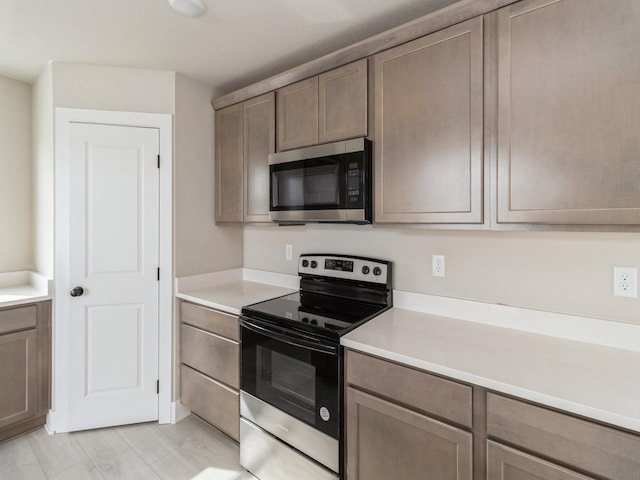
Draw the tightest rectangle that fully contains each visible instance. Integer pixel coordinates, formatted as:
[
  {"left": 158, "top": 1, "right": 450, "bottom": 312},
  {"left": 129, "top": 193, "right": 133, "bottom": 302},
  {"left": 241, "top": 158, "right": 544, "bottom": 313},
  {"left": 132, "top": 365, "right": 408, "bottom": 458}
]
[{"left": 269, "top": 138, "right": 372, "bottom": 224}]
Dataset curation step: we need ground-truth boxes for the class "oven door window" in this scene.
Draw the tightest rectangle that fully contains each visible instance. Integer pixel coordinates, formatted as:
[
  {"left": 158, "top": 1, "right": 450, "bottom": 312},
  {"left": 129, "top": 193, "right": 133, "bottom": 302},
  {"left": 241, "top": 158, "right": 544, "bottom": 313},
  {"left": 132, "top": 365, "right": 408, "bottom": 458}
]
[
  {"left": 270, "top": 157, "right": 345, "bottom": 210},
  {"left": 241, "top": 324, "right": 340, "bottom": 439}
]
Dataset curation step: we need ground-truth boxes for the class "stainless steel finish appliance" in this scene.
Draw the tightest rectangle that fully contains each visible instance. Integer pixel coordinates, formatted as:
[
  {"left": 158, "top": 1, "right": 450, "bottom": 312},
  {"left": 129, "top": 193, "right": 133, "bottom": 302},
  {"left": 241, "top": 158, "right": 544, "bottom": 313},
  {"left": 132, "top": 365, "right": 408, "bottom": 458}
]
[
  {"left": 240, "top": 254, "right": 392, "bottom": 480},
  {"left": 268, "top": 139, "right": 372, "bottom": 224}
]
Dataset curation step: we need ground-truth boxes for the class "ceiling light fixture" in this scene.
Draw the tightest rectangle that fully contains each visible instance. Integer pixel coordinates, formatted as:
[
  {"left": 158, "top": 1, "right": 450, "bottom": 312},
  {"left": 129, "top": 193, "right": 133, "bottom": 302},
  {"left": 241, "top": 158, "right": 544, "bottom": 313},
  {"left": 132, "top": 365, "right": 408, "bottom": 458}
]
[{"left": 168, "top": 0, "right": 207, "bottom": 18}]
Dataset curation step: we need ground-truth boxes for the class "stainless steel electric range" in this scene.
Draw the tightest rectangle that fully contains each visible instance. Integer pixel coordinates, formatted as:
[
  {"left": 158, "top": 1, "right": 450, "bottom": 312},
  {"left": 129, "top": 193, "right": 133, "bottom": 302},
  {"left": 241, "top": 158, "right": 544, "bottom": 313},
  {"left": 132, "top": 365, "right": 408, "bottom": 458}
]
[{"left": 239, "top": 254, "right": 392, "bottom": 480}]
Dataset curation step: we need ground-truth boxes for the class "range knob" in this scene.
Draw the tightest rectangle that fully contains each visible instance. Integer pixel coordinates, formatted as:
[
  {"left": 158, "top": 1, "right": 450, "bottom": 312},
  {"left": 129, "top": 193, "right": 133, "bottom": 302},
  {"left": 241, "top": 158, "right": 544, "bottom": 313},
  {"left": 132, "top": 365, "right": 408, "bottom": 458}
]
[
  {"left": 362, "top": 265, "right": 370, "bottom": 274},
  {"left": 302, "top": 317, "right": 309, "bottom": 323},
  {"left": 310, "top": 260, "right": 318, "bottom": 268},
  {"left": 302, "top": 259, "right": 309, "bottom": 267},
  {"left": 373, "top": 266, "right": 382, "bottom": 276},
  {"left": 310, "top": 319, "right": 318, "bottom": 325}
]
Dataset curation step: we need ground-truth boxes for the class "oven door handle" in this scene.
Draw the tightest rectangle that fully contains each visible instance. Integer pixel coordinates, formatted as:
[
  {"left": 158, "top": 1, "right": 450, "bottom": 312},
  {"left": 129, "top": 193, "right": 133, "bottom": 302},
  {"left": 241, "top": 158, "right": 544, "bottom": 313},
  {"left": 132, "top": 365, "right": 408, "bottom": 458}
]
[{"left": 240, "top": 318, "right": 338, "bottom": 356}]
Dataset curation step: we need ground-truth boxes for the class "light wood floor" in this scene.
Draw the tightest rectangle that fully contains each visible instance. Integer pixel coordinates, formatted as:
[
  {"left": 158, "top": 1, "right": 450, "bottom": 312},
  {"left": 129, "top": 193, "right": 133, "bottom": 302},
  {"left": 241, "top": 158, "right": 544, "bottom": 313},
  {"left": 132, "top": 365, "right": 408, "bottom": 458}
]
[{"left": 0, "top": 415, "right": 257, "bottom": 480}]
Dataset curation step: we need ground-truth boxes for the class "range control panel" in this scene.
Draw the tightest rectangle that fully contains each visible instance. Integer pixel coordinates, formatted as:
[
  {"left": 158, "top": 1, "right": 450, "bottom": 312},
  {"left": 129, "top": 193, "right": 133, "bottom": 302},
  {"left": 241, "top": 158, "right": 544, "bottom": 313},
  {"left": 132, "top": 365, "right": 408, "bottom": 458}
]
[{"left": 298, "top": 254, "right": 391, "bottom": 286}]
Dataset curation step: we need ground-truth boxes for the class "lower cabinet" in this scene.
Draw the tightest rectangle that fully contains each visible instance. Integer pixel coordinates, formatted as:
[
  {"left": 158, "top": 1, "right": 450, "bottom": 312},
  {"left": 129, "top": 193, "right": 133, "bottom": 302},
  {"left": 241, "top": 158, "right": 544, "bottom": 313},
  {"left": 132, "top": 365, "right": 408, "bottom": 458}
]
[
  {"left": 180, "top": 301, "right": 240, "bottom": 441},
  {"left": 346, "top": 350, "right": 640, "bottom": 480},
  {"left": 487, "top": 393, "right": 640, "bottom": 480},
  {"left": 0, "top": 301, "right": 51, "bottom": 442},
  {"left": 487, "top": 442, "right": 594, "bottom": 480},
  {"left": 345, "top": 349, "right": 473, "bottom": 480}
]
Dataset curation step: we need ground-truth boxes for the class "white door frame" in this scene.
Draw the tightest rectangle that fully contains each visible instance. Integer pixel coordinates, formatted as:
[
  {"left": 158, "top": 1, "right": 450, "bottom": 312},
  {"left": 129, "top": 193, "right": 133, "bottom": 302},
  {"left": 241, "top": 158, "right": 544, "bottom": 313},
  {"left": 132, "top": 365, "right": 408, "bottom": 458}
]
[{"left": 50, "top": 108, "right": 173, "bottom": 432}]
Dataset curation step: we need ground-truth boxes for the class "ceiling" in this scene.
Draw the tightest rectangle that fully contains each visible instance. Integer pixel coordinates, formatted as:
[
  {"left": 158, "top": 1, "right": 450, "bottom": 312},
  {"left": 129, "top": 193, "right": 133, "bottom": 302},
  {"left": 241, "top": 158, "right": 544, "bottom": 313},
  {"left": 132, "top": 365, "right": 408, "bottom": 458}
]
[{"left": 0, "top": 0, "right": 460, "bottom": 97}]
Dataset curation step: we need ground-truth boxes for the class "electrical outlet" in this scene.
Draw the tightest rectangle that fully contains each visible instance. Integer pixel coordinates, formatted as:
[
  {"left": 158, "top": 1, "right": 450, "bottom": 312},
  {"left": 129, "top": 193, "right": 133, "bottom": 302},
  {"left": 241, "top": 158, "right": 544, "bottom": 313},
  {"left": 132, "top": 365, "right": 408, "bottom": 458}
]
[
  {"left": 613, "top": 266, "right": 637, "bottom": 298},
  {"left": 285, "top": 244, "right": 293, "bottom": 261},
  {"left": 432, "top": 255, "right": 445, "bottom": 278}
]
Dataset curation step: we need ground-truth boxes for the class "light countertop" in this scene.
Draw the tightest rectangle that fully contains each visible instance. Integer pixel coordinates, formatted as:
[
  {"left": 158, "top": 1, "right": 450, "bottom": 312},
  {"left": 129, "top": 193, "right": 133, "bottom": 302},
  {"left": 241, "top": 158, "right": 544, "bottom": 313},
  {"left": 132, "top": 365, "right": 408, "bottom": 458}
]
[
  {"left": 342, "top": 307, "right": 640, "bottom": 433},
  {"left": 177, "top": 280, "right": 295, "bottom": 316},
  {"left": 175, "top": 269, "right": 298, "bottom": 316},
  {"left": 0, "top": 271, "right": 52, "bottom": 308}
]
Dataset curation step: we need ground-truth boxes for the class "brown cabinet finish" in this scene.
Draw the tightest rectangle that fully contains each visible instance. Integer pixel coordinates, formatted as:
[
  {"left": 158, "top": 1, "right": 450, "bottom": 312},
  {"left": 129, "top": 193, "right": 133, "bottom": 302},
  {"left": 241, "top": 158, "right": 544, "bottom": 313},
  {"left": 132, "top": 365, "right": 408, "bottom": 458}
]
[
  {"left": 215, "top": 103, "right": 244, "bottom": 222},
  {"left": 179, "top": 301, "right": 241, "bottom": 440},
  {"left": 243, "top": 92, "right": 275, "bottom": 223},
  {"left": 346, "top": 387, "right": 472, "bottom": 480},
  {"left": 215, "top": 94, "right": 275, "bottom": 223},
  {"left": 276, "top": 76, "right": 319, "bottom": 151},
  {"left": 487, "top": 442, "right": 595, "bottom": 480},
  {"left": 181, "top": 364, "right": 239, "bottom": 441},
  {"left": 181, "top": 301, "right": 239, "bottom": 341},
  {"left": 495, "top": 0, "right": 640, "bottom": 225},
  {"left": 0, "top": 304, "right": 37, "bottom": 335},
  {"left": 180, "top": 324, "right": 239, "bottom": 389},
  {"left": 487, "top": 393, "right": 640, "bottom": 480},
  {"left": 0, "top": 329, "right": 37, "bottom": 430},
  {"left": 346, "top": 349, "right": 472, "bottom": 428},
  {"left": 373, "top": 17, "right": 484, "bottom": 224},
  {"left": 318, "top": 59, "right": 368, "bottom": 144},
  {"left": 0, "top": 300, "right": 50, "bottom": 442}
]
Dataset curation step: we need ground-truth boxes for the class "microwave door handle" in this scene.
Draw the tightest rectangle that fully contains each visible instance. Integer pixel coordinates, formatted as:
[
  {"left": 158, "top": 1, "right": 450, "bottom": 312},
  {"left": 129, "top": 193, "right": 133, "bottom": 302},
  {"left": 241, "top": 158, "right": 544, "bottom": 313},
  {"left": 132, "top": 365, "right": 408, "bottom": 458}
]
[{"left": 240, "top": 319, "right": 338, "bottom": 356}]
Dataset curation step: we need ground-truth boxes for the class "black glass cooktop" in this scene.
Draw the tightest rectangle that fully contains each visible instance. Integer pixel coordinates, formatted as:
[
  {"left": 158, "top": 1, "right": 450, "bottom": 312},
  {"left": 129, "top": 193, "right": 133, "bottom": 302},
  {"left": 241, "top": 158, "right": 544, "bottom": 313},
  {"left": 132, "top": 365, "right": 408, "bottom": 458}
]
[{"left": 241, "top": 291, "right": 387, "bottom": 338}]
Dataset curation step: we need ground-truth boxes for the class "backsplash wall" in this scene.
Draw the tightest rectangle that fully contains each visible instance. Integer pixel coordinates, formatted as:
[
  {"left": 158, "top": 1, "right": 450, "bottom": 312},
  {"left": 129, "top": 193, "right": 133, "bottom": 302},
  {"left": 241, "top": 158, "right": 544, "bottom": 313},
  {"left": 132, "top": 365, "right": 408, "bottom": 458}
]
[{"left": 244, "top": 225, "right": 640, "bottom": 325}]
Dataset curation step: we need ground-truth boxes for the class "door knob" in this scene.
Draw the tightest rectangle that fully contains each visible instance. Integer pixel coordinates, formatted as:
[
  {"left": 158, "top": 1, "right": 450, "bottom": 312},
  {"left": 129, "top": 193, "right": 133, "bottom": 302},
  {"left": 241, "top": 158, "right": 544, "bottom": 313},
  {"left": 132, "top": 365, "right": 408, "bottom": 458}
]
[{"left": 70, "top": 286, "right": 84, "bottom": 297}]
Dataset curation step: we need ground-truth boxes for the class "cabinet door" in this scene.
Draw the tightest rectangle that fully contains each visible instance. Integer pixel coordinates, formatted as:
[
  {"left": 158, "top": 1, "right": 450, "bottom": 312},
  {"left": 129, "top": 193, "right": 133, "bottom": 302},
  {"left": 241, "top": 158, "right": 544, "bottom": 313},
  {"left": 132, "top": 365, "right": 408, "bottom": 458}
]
[
  {"left": 277, "top": 76, "right": 319, "bottom": 151},
  {"left": 346, "top": 387, "right": 472, "bottom": 480},
  {"left": 0, "top": 330, "right": 37, "bottom": 429},
  {"left": 495, "top": 0, "right": 640, "bottom": 225},
  {"left": 487, "top": 442, "right": 594, "bottom": 480},
  {"left": 243, "top": 92, "right": 275, "bottom": 223},
  {"left": 319, "top": 59, "right": 368, "bottom": 144},
  {"left": 374, "top": 17, "right": 484, "bottom": 224},
  {"left": 215, "top": 103, "right": 244, "bottom": 222}
]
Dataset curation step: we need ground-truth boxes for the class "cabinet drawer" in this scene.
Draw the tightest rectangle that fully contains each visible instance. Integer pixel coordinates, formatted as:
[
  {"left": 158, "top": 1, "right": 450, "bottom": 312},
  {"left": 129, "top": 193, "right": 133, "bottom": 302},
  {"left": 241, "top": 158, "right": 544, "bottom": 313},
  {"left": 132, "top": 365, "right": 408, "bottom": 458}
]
[
  {"left": 487, "top": 441, "right": 594, "bottom": 480},
  {"left": 0, "top": 305, "right": 37, "bottom": 335},
  {"left": 181, "top": 301, "right": 239, "bottom": 341},
  {"left": 346, "top": 349, "right": 472, "bottom": 428},
  {"left": 487, "top": 393, "right": 640, "bottom": 480},
  {"left": 181, "top": 364, "right": 239, "bottom": 441},
  {"left": 180, "top": 324, "right": 239, "bottom": 389}
]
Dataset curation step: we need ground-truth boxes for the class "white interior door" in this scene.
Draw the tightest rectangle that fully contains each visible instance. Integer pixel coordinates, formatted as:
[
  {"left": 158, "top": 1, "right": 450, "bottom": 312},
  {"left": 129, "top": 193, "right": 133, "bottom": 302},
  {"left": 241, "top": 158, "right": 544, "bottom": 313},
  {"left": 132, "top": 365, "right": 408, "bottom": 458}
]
[{"left": 66, "top": 122, "right": 160, "bottom": 431}]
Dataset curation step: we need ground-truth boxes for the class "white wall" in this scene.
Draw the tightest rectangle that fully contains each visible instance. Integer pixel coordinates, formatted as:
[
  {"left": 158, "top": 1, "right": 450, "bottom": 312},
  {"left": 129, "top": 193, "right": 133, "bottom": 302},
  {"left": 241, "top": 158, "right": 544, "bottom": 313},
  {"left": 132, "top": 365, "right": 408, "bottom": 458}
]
[
  {"left": 174, "top": 74, "right": 243, "bottom": 276},
  {"left": 244, "top": 225, "right": 640, "bottom": 325},
  {"left": 51, "top": 63, "right": 176, "bottom": 114},
  {"left": 0, "top": 74, "right": 32, "bottom": 272}
]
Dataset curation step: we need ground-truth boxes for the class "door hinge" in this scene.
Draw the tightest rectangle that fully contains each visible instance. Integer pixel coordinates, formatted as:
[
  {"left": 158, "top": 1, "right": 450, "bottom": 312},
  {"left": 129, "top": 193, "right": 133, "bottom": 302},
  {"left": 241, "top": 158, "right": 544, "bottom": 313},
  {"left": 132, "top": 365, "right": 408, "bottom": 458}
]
[
  {"left": 157, "top": 268, "right": 160, "bottom": 281},
  {"left": 157, "top": 380, "right": 159, "bottom": 394},
  {"left": 157, "top": 154, "right": 160, "bottom": 168}
]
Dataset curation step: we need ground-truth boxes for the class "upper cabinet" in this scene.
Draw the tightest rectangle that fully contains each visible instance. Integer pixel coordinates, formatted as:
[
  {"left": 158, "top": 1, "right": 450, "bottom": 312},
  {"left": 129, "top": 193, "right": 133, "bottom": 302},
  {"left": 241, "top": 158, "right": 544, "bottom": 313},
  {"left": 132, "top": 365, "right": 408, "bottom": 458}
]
[
  {"left": 244, "top": 93, "right": 275, "bottom": 223},
  {"left": 373, "top": 17, "right": 485, "bottom": 225},
  {"left": 215, "top": 92, "right": 275, "bottom": 223},
  {"left": 277, "top": 59, "right": 368, "bottom": 152},
  {"left": 495, "top": 0, "right": 640, "bottom": 226}
]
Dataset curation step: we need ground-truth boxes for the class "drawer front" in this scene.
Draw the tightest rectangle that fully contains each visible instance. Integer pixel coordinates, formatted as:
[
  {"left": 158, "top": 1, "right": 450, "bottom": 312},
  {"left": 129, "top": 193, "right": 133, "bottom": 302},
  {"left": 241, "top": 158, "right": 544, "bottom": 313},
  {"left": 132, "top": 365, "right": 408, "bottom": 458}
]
[
  {"left": 346, "top": 349, "right": 472, "bottom": 428},
  {"left": 181, "top": 364, "right": 239, "bottom": 441},
  {"left": 0, "top": 305, "right": 37, "bottom": 335},
  {"left": 487, "top": 441, "right": 595, "bottom": 480},
  {"left": 181, "top": 301, "right": 239, "bottom": 341},
  {"left": 180, "top": 324, "right": 239, "bottom": 389},
  {"left": 487, "top": 393, "right": 640, "bottom": 480}
]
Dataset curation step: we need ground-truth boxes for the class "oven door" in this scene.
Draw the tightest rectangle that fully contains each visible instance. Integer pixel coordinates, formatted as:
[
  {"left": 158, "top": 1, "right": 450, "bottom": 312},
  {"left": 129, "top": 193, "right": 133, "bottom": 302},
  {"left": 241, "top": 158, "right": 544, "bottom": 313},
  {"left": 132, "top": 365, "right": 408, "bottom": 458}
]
[{"left": 240, "top": 316, "right": 340, "bottom": 439}]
